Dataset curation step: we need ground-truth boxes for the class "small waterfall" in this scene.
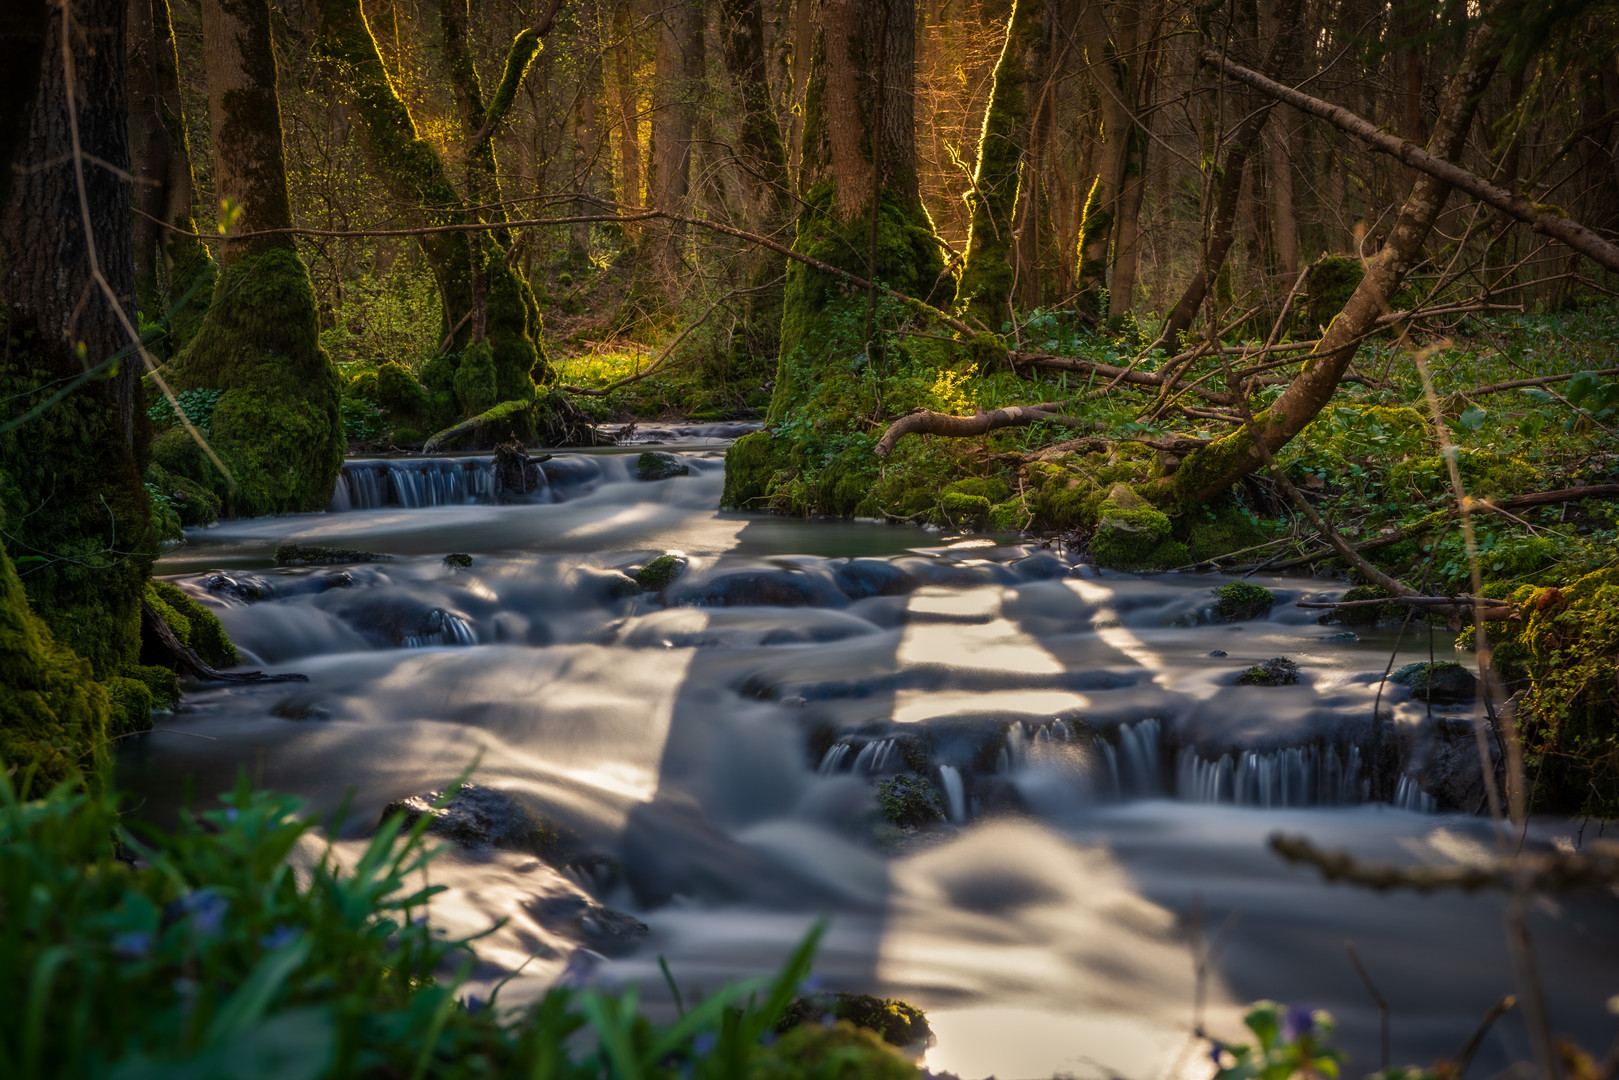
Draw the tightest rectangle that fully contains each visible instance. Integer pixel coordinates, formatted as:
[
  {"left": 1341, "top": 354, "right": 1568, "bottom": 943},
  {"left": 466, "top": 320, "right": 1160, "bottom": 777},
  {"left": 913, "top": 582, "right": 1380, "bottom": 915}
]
[
  {"left": 853, "top": 739, "right": 897, "bottom": 774},
  {"left": 400, "top": 611, "right": 478, "bottom": 649},
  {"left": 1394, "top": 774, "right": 1437, "bottom": 813},
  {"left": 1175, "top": 744, "right": 1368, "bottom": 807},
  {"left": 1095, "top": 718, "right": 1162, "bottom": 798},
  {"left": 817, "top": 743, "right": 852, "bottom": 775},
  {"left": 327, "top": 458, "right": 507, "bottom": 511},
  {"left": 938, "top": 765, "right": 966, "bottom": 823}
]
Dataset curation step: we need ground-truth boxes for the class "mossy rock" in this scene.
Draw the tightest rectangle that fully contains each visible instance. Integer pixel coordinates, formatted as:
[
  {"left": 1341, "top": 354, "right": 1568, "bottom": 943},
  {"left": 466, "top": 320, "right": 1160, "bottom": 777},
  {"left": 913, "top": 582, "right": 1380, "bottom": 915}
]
[
  {"left": 635, "top": 553, "right": 686, "bottom": 592},
  {"left": 939, "top": 491, "right": 991, "bottom": 526},
  {"left": 375, "top": 360, "right": 433, "bottom": 422},
  {"left": 875, "top": 774, "right": 945, "bottom": 829},
  {"left": 1325, "top": 584, "right": 1404, "bottom": 626},
  {"left": 382, "top": 784, "right": 574, "bottom": 863},
  {"left": 988, "top": 500, "right": 1026, "bottom": 532},
  {"left": 443, "top": 553, "right": 473, "bottom": 569},
  {"left": 1237, "top": 657, "right": 1300, "bottom": 686},
  {"left": 143, "top": 581, "right": 239, "bottom": 669},
  {"left": 274, "top": 544, "right": 391, "bottom": 567},
  {"left": 776, "top": 994, "right": 932, "bottom": 1052},
  {"left": 1092, "top": 485, "right": 1185, "bottom": 571},
  {"left": 721, "top": 430, "right": 782, "bottom": 510},
  {"left": 103, "top": 675, "right": 154, "bottom": 737},
  {"left": 636, "top": 451, "right": 689, "bottom": 481},
  {"left": 1183, "top": 501, "right": 1266, "bottom": 563},
  {"left": 131, "top": 663, "right": 179, "bottom": 709},
  {"left": 942, "top": 477, "right": 1011, "bottom": 504},
  {"left": 1213, "top": 582, "right": 1276, "bottom": 623},
  {"left": 1390, "top": 661, "right": 1476, "bottom": 703},
  {"left": 754, "top": 1019, "right": 922, "bottom": 1080}
]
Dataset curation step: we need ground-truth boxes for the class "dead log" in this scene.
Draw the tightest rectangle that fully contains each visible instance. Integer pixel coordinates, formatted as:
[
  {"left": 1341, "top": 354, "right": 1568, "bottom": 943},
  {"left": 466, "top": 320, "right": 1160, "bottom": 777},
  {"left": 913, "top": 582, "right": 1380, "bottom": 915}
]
[
  {"left": 1298, "top": 596, "right": 1516, "bottom": 620},
  {"left": 873, "top": 403, "right": 1092, "bottom": 457},
  {"left": 141, "top": 600, "right": 307, "bottom": 683}
]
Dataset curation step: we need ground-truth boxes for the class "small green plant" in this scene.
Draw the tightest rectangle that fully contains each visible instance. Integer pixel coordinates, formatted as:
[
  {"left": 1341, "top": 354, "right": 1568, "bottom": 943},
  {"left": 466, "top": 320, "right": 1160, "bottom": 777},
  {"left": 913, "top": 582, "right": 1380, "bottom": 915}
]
[
  {"left": 1210, "top": 1001, "right": 1345, "bottom": 1080},
  {"left": 146, "top": 387, "right": 224, "bottom": 435}
]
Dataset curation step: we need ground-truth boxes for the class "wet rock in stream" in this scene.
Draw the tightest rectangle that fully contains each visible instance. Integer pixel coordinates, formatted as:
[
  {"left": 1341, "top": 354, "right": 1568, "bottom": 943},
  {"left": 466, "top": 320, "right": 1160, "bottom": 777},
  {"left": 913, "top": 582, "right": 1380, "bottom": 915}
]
[
  {"left": 521, "top": 894, "right": 649, "bottom": 957},
  {"left": 274, "top": 544, "right": 392, "bottom": 567},
  {"left": 635, "top": 451, "right": 689, "bottom": 480},
  {"left": 382, "top": 785, "right": 572, "bottom": 860},
  {"left": 1236, "top": 657, "right": 1300, "bottom": 686},
  {"left": 1390, "top": 661, "right": 1476, "bottom": 703}
]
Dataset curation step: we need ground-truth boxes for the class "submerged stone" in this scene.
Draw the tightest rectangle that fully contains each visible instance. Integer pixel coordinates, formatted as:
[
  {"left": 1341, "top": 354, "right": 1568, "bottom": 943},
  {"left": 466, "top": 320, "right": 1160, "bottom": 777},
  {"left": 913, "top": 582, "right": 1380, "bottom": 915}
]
[
  {"left": 634, "top": 553, "right": 686, "bottom": 592},
  {"left": 636, "top": 451, "right": 689, "bottom": 481},
  {"left": 875, "top": 774, "right": 945, "bottom": 829},
  {"left": 1390, "top": 661, "right": 1476, "bottom": 703},
  {"left": 382, "top": 784, "right": 569, "bottom": 860},
  {"left": 523, "top": 894, "right": 649, "bottom": 957},
  {"left": 1237, "top": 657, "right": 1300, "bottom": 686},
  {"left": 274, "top": 544, "right": 391, "bottom": 566}
]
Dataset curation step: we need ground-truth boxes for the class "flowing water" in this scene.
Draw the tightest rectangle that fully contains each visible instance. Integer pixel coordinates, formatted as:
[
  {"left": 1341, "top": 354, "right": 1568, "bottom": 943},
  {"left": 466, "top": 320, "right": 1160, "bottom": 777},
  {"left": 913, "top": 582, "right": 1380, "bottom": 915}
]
[{"left": 122, "top": 439, "right": 1619, "bottom": 1079}]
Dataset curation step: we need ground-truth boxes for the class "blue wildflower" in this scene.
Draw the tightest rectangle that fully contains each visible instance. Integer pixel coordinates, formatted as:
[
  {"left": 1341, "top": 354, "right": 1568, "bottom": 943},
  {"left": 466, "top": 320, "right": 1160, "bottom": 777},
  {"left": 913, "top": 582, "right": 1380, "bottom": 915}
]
[
  {"left": 800, "top": 974, "right": 824, "bottom": 994},
  {"left": 1208, "top": 1039, "right": 1225, "bottom": 1064},
  {"left": 111, "top": 931, "right": 151, "bottom": 959},
  {"left": 557, "top": 948, "right": 602, "bottom": 988},
  {"left": 692, "top": 1031, "right": 717, "bottom": 1059},
  {"left": 259, "top": 925, "right": 300, "bottom": 950},
  {"left": 465, "top": 994, "right": 486, "bottom": 1014},
  {"left": 1281, "top": 1006, "right": 1316, "bottom": 1042}
]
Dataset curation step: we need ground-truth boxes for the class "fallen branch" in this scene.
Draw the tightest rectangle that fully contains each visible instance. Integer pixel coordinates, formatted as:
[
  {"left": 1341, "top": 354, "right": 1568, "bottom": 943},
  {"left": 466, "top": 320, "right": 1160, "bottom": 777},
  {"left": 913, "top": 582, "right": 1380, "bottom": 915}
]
[
  {"left": 1200, "top": 47, "right": 1619, "bottom": 274},
  {"left": 141, "top": 601, "right": 307, "bottom": 683},
  {"left": 873, "top": 403, "right": 1091, "bottom": 457},
  {"left": 1270, "top": 832, "right": 1619, "bottom": 892},
  {"left": 1454, "top": 367, "right": 1619, "bottom": 398},
  {"left": 1298, "top": 595, "right": 1516, "bottom": 619}
]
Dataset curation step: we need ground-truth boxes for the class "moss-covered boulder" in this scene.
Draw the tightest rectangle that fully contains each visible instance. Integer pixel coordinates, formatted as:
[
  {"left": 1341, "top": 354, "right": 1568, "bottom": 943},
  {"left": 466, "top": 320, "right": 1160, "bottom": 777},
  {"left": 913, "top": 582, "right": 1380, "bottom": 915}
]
[
  {"left": 754, "top": 1019, "right": 923, "bottom": 1079},
  {"left": 1390, "top": 661, "right": 1476, "bottom": 703},
  {"left": 721, "top": 430, "right": 783, "bottom": 510},
  {"left": 875, "top": 774, "right": 945, "bottom": 829},
  {"left": 1184, "top": 501, "right": 1267, "bottom": 563},
  {"left": 1092, "top": 485, "right": 1187, "bottom": 571},
  {"left": 635, "top": 553, "right": 686, "bottom": 592},
  {"left": 144, "top": 461, "right": 221, "bottom": 528},
  {"left": 1325, "top": 584, "right": 1403, "bottom": 626},
  {"left": 274, "top": 544, "right": 391, "bottom": 567},
  {"left": 939, "top": 491, "right": 991, "bottom": 527},
  {"left": 637, "top": 451, "right": 689, "bottom": 481},
  {"left": 1213, "top": 582, "right": 1276, "bottom": 623},
  {"left": 443, "top": 553, "right": 474, "bottom": 569}
]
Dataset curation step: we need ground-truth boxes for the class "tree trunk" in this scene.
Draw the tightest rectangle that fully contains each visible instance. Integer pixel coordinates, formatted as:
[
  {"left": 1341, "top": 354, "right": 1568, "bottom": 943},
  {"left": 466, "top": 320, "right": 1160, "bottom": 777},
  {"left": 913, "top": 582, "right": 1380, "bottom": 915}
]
[
  {"left": 571, "top": 17, "right": 603, "bottom": 265},
  {"left": 725, "top": 0, "right": 944, "bottom": 509},
  {"left": 1162, "top": 14, "right": 1506, "bottom": 507},
  {"left": 614, "top": 1, "right": 642, "bottom": 208},
  {"left": 955, "top": 0, "right": 1045, "bottom": 331},
  {"left": 1162, "top": 0, "right": 1304, "bottom": 343},
  {"left": 1269, "top": 116, "right": 1299, "bottom": 279},
  {"left": 0, "top": 0, "right": 155, "bottom": 674},
  {"left": 314, "top": 0, "right": 554, "bottom": 418},
  {"left": 786, "top": 0, "right": 814, "bottom": 191},
  {"left": 720, "top": 0, "right": 791, "bottom": 227},
  {"left": 153, "top": 0, "right": 343, "bottom": 517},
  {"left": 1105, "top": 0, "right": 1164, "bottom": 326},
  {"left": 128, "top": 0, "right": 214, "bottom": 356}
]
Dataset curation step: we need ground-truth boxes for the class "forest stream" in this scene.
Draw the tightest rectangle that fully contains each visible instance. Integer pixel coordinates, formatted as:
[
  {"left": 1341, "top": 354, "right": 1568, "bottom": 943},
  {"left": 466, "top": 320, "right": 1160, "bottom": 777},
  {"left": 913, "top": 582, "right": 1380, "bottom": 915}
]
[{"left": 118, "top": 436, "right": 1619, "bottom": 1080}]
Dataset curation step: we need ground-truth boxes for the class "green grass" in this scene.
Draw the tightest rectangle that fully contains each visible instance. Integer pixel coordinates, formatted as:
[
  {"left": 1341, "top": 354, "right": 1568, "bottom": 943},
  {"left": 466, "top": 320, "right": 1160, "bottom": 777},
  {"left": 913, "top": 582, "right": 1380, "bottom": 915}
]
[{"left": 553, "top": 348, "right": 649, "bottom": 387}]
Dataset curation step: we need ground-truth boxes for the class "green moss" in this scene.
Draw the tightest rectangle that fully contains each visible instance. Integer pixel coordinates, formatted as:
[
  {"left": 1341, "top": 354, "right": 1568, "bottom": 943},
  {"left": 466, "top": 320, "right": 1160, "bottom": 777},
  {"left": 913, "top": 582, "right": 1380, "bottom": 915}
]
[
  {"left": 989, "top": 500, "right": 1026, "bottom": 531},
  {"left": 1214, "top": 582, "right": 1276, "bottom": 622},
  {"left": 158, "top": 246, "right": 344, "bottom": 517},
  {"left": 104, "top": 675, "right": 154, "bottom": 738},
  {"left": 753, "top": 1019, "right": 922, "bottom": 1080},
  {"left": 131, "top": 663, "right": 179, "bottom": 709},
  {"left": 1183, "top": 501, "right": 1267, "bottom": 562},
  {"left": 1091, "top": 485, "right": 1185, "bottom": 570},
  {"left": 778, "top": 993, "right": 932, "bottom": 1051},
  {"left": 274, "top": 544, "right": 390, "bottom": 566},
  {"left": 453, "top": 340, "right": 499, "bottom": 417},
  {"left": 1388, "top": 449, "right": 1539, "bottom": 499},
  {"left": 1237, "top": 657, "right": 1300, "bottom": 686},
  {"left": 722, "top": 430, "right": 783, "bottom": 510},
  {"left": 0, "top": 537, "right": 111, "bottom": 795},
  {"left": 940, "top": 491, "right": 991, "bottom": 525},
  {"left": 144, "top": 581, "right": 238, "bottom": 669},
  {"left": 1307, "top": 255, "right": 1364, "bottom": 330},
  {"left": 875, "top": 774, "right": 945, "bottom": 828},
  {"left": 1389, "top": 661, "right": 1476, "bottom": 702},
  {"left": 1326, "top": 585, "right": 1403, "bottom": 626},
  {"left": 635, "top": 554, "right": 686, "bottom": 592},
  {"left": 443, "top": 552, "right": 474, "bottom": 569},
  {"left": 0, "top": 310, "right": 155, "bottom": 675}
]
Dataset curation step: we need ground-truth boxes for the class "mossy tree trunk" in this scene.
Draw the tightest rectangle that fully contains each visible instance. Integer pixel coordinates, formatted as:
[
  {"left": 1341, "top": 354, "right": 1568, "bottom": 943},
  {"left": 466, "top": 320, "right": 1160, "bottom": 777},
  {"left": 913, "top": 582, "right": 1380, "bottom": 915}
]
[
  {"left": 154, "top": 0, "right": 343, "bottom": 518},
  {"left": 1162, "top": 0, "right": 1304, "bottom": 345},
  {"left": 128, "top": 0, "right": 215, "bottom": 357},
  {"left": 0, "top": 0, "right": 157, "bottom": 676},
  {"left": 1160, "top": 14, "right": 1506, "bottom": 508},
  {"left": 954, "top": 0, "right": 1046, "bottom": 332},
  {"left": 314, "top": 0, "right": 553, "bottom": 418}
]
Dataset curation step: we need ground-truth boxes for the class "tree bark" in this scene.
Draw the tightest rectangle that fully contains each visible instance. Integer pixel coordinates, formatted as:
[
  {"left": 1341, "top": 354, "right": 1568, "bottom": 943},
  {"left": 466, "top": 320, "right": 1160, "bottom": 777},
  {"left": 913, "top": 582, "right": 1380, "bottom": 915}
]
[
  {"left": 0, "top": 0, "right": 155, "bottom": 672},
  {"left": 955, "top": 0, "right": 1046, "bottom": 331},
  {"left": 128, "top": 0, "right": 214, "bottom": 354},
  {"left": 719, "top": 0, "right": 791, "bottom": 228},
  {"left": 1162, "top": 14, "right": 1507, "bottom": 507},
  {"left": 613, "top": 1, "right": 642, "bottom": 208}
]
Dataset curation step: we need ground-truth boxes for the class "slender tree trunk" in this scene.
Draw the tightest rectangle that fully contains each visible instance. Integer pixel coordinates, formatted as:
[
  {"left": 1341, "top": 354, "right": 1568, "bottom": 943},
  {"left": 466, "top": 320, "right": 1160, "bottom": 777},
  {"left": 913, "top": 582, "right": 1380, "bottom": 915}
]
[
  {"left": 128, "top": 0, "right": 214, "bottom": 355},
  {"left": 955, "top": 0, "right": 1045, "bottom": 331},
  {"left": 1163, "top": 13, "right": 1505, "bottom": 507},
  {"left": 650, "top": 1, "right": 703, "bottom": 279},
  {"left": 786, "top": 0, "right": 814, "bottom": 191},
  {"left": 571, "top": 15, "right": 603, "bottom": 264},
  {"left": 154, "top": 0, "right": 343, "bottom": 517},
  {"left": 1105, "top": 0, "right": 1164, "bottom": 325},
  {"left": 720, "top": 0, "right": 791, "bottom": 227},
  {"left": 1269, "top": 116, "right": 1299, "bottom": 278},
  {"left": 614, "top": 0, "right": 642, "bottom": 207},
  {"left": 0, "top": 0, "right": 155, "bottom": 674}
]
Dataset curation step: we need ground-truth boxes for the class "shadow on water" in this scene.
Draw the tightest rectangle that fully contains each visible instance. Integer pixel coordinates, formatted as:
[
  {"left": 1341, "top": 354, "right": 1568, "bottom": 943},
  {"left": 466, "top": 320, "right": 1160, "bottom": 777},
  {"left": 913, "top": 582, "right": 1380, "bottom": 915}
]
[{"left": 116, "top": 447, "right": 1619, "bottom": 1080}]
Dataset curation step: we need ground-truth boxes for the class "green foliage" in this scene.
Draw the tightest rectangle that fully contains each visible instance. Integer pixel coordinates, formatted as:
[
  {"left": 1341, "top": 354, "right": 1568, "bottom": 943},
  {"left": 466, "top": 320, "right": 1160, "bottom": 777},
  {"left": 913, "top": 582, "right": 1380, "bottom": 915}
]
[
  {"left": 144, "top": 463, "right": 221, "bottom": 528},
  {"left": 939, "top": 491, "right": 991, "bottom": 526},
  {"left": 146, "top": 387, "right": 225, "bottom": 436},
  {"left": 0, "top": 774, "right": 919, "bottom": 1079},
  {"left": 1211, "top": 1001, "right": 1343, "bottom": 1080},
  {"left": 454, "top": 341, "right": 499, "bottom": 417},
  {"left": 144, "top": 483, "right": 183, "bottom": 545},
  {"left": 1214, "top": 582, "right": 1275, "bottom": 622}
]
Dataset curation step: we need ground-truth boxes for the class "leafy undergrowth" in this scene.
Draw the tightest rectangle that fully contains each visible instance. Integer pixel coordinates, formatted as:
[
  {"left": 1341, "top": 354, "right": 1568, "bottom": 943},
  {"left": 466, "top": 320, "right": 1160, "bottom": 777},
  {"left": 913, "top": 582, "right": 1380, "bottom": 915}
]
[{"left": 1, "top": 772, "right": 924, "bottom": 1080}]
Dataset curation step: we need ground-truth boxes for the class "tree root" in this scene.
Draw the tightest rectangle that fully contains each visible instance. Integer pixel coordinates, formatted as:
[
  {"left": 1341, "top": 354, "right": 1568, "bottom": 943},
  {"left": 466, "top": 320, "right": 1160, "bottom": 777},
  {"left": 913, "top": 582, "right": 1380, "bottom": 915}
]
[
  {"left": 141, "top": 600, "right": 307, "bottom": 683},
  {"left": 1270, "top": 832, "right": 1619, "bottom": 892}
]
